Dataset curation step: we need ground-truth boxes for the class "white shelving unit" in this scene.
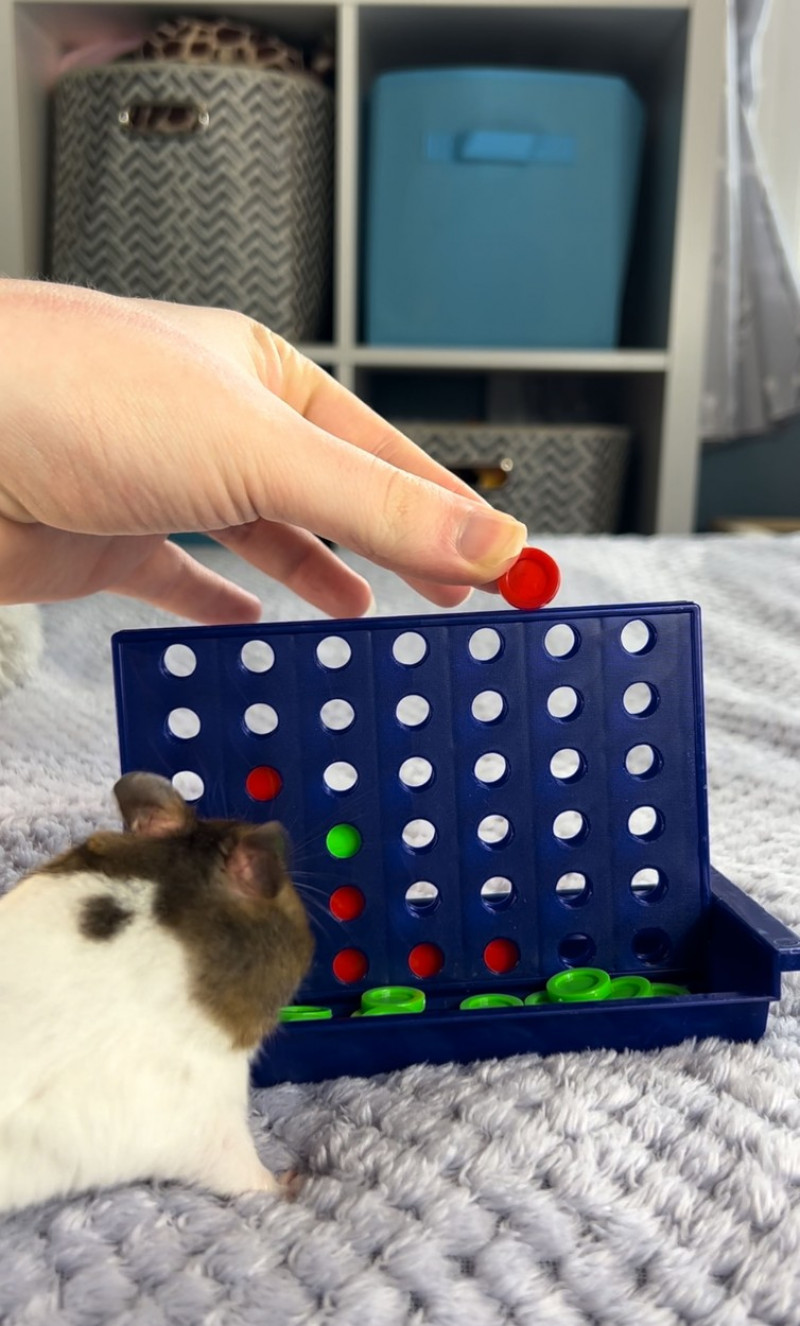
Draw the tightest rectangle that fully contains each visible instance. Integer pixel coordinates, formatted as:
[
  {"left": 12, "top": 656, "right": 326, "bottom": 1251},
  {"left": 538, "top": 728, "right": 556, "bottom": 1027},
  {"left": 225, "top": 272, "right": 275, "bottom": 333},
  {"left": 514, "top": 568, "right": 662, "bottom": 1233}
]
[{"left": 0, "top": 0, "right": 727, "bottom": 532}]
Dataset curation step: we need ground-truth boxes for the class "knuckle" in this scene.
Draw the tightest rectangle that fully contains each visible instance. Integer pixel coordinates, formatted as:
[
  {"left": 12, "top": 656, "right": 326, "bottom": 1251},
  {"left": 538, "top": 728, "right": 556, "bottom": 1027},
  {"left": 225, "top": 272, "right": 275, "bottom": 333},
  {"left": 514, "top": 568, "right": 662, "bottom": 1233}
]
[{"left": 374, "top": 465, "right": 449, "bottom": 561}]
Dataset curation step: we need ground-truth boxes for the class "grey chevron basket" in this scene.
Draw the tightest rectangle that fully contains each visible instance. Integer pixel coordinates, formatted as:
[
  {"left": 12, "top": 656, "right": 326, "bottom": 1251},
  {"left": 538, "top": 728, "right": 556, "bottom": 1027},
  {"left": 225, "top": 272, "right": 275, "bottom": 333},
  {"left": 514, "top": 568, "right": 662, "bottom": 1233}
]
[
  {"left": 402, "top": 423, "right": 631, "bottom": 533},
  {"left": 49, "top": 64, "right": 333, "bottom": 342}
]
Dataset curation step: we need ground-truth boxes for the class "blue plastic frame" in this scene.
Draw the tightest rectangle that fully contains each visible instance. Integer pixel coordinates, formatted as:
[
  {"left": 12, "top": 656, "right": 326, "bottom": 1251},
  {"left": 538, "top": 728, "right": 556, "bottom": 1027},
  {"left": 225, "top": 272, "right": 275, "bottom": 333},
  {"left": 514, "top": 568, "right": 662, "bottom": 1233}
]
[{"left": 111, "top": 601, "right": 800, "bottom": 1084}]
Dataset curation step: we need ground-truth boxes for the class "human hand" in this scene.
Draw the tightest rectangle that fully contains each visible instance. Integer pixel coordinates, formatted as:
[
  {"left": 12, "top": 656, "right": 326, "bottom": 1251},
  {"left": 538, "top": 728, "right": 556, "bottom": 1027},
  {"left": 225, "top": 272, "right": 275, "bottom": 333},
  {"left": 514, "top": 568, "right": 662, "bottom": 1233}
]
[{"left": 0, "top": 281, "right": 527, "bottom": 622}]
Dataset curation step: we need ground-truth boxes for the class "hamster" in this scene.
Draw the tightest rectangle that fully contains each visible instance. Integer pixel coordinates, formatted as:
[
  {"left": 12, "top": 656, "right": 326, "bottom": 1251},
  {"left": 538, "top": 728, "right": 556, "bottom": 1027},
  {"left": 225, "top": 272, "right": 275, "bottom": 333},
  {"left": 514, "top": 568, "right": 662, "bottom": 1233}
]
[{"left": 0, "top": 772, "right": 314, "bottom": 1214}]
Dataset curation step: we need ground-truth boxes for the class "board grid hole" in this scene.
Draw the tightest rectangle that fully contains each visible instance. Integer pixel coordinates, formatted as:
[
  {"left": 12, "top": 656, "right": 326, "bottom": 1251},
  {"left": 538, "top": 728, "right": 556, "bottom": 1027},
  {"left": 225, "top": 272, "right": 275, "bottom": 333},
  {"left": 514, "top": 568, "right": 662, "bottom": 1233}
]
[
  {"left": 471, "top": 690, "right": 506, "bottom": 724},
  {"left": 320, "top": 698, "right": 355, "bottom": 732},
  {"left": 633, "top": 928, "right": 671, "bottom": 964},
  {"left": 544, "top": 623, "right": 579, "bottom": 659},
  {"left": 558, "top": 933, "right": 596, "bottom": 964},
  {"left": 624, "top": 682, "right": 658, "bottom": 717},
  {"left": 396, "top": 694, "right": 431, "bottom": 728},
  {"left": 324, "top": 762, "right": 358, "bottom": 793},
  {"left": 553, "top": 810, "right": 588, "bottom": 844},
  {"left": 167, "top": 707, "right": 200, "bottom": 739},
  {"left": 474, "top": 752, "right": 507, "bottom": 785},
  {"left": 405, "top": 881, "right": 440, "bottom": 916},
  {"left": 172, "top": 770, "right": 204, "bottom": 801},
  {"left": 240, "top": 640, "right": 274, "bottom": 673},
  {"left": 244, "top": 703, "right": 278, "bottom": 735},
  {"left": 402, "top": 819, "right": 437, "bottom": 851},
  {"left": 631, "top": 868, "right": 667, "bottom": 904},
  {"left": 163, "top": 643, "right": 196, "bottom": 677},
  {"left": 392, "top": 632, "right": 428, "bottom": 666},
  {"left": 621, "top": 619, "right": 655, "bottom": 655},
  {"left": 469, "top": 628, "right": 503, "bottom": 662},
  {"left": 480, "top": 877, "right": 515, "bottom": 912},
  {"left": 550, "top": 748, "right": 585, "bottom": 782},
  {"left": 477, "top": 814, "right": 511, "bottom": 847},
  {"left": 399, "top": 757, "right": 434, "bottom": 790},
  {"left": 556, "top": 872, "right": 592, "bottom": 907},
  {"left": 317, "top": 636, "right": 351, "bottom": 670},
  {"left": 547, "top": 686, "right": 582, "bottom": 720},
  {"left": 628, "top": 806, "right": 664, "bottom": 841},
  {"left": 625, "top": 743, "right": 661, "bottom": 777}
]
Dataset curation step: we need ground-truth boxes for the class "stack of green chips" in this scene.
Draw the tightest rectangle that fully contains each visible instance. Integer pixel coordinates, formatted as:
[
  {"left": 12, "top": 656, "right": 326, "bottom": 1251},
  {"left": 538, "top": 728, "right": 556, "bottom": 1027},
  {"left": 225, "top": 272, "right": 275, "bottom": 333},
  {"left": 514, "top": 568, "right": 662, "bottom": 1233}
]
[
  {"left": 352, "top": 986, "right": 427, "bottom": 1017},
  {"left": 278, "top": 970, "right": 691, "bottom": 1024}
]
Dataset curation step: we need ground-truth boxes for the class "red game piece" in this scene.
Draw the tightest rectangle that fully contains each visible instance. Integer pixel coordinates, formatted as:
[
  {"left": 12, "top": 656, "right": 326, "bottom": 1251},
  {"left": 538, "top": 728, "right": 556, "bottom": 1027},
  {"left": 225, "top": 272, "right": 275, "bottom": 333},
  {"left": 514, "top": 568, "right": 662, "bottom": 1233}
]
[
  {"left": 333, "top": 948, "right": 369, "bottom": 983},
  {"left": 483, "top": 938, "right": 520, "bottom": 974},
  {"left": 245, "top": 766, "right": 283, "bottom": 800},
  {"left": 498, "top": 547, "right": 561, "bottom": 610},
  {"left": 408, "top": 942, "right": 445, "bottom": 978},
  {"left": 329, "top": 886, "right": 366, "bottom": 921}
]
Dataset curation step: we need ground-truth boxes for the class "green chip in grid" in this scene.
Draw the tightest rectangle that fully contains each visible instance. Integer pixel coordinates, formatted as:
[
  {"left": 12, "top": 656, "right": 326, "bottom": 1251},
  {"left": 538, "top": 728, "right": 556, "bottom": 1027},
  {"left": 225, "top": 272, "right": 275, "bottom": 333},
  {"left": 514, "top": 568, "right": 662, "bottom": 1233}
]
[
  {"left": 326, "top": 823, "right": 362, "bottom": 859},
  {"left": 649, "top": 982, "right": 690, "bottom": 997},
  {"left": 523, "top": 991, "right": 550, "bottom": 1006}
]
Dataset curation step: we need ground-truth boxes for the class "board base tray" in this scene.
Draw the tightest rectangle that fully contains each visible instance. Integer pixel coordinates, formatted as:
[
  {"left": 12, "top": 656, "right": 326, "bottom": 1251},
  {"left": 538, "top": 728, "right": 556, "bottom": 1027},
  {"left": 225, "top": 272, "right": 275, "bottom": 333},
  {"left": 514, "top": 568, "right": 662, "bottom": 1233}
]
[{"left": 251, "top": 870, "right": 800, "bottom": 1086}]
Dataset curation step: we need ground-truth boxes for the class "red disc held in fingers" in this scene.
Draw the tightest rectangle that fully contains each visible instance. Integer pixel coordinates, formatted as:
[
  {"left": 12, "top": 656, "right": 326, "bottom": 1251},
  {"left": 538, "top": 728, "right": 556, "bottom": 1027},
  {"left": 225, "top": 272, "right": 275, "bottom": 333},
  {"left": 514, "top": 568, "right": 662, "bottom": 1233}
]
[
  {"left": 245, "top": 766, "right": 283, "bottom": 800},
  {"left": 498, "top": 547, "right": 561, "bottom": 611}
]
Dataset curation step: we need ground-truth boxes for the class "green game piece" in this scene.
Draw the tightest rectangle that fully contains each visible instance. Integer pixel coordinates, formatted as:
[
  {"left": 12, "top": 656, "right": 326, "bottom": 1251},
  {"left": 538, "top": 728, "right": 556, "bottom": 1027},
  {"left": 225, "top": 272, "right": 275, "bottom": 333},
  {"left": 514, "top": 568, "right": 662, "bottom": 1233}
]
[
  {"left": 326, "top": 823, "right": 362, "bottom": 859},
  {"left": 523, "top": 991, "right": 550, "bottom": 1005},
  {"left": 459, "top": 993, "right": 525, "bottom": 1010},
  {"left": 607, "top": 976, "right": 652, "bottom": 1000},
  {"left": 279, "top": 1005, "right": 333, "bottom": 1022},
  {"left": 649, "top": 982, "right": 690, "bottom": 997},
  {"left": 360, "top": 986, "right": 426, "bottom": 1015},
  {"left": 546, "top": 967, "right": 612, "bottom": 1003}
]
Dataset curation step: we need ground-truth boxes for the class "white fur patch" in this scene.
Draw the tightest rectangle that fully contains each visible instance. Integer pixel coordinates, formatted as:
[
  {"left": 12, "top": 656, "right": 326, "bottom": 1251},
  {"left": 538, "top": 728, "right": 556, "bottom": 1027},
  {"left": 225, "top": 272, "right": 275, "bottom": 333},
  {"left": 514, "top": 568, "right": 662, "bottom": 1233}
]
[
  {"left": 0, "top": 605, "right": 42, "bottom": 698},
  {"left": 0, "top": 869, "right": 279, "bottom": 1212}
]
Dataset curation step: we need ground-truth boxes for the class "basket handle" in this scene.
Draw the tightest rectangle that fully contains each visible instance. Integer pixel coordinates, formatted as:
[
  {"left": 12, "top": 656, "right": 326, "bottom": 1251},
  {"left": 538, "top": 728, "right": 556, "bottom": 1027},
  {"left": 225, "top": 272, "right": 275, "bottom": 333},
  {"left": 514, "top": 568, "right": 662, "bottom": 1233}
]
[
  {"left": 449, "top": 458, "right": 514, "bottom": 494},
  {"left": 425, "top": 129, "right": 574, "bottom": 165},
  {"left": 118, "top": 101, "right": 210, "bottom": 136}
]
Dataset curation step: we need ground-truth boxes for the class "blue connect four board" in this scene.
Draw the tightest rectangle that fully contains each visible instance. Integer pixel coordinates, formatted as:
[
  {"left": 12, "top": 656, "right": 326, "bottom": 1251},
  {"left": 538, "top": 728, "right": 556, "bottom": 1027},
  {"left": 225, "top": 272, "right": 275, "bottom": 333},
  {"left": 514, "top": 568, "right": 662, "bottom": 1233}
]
[{"left": 112, "top": 602, "right": 800, "bottom": 1084}]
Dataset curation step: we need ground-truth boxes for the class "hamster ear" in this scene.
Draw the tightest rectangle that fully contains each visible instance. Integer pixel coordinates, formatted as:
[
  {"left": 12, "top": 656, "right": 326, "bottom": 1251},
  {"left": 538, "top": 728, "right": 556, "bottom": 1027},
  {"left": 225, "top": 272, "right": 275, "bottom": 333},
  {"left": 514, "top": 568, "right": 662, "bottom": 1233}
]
[
  {"left": 224, "top": 823, "right": 290, "bottom": 903},
  {"left": 114, "top": 772, "right": 195, "bottom": 838}
]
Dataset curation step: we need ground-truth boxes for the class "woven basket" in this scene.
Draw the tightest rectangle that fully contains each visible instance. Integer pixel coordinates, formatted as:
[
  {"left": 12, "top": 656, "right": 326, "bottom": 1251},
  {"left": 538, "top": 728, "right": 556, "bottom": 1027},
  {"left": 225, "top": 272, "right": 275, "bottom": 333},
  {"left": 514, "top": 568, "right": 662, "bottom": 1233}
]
[
  {"left": 49, "top": 64, "right": 333, "bottom": 342},
  {"left": 402, "top": 423, "right": 631, "bottom": 534}
]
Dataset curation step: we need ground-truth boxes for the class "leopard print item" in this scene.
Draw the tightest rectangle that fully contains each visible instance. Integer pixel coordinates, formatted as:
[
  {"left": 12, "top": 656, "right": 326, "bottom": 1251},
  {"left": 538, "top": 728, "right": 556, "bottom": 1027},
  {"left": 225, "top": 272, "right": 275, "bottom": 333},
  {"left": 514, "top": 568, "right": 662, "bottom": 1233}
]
[
  {"left": 125, "top": 17, "right": 331, "bottom": 134},
  {"left": 135, "top": 17, "right": 306, "bottom": 73}
]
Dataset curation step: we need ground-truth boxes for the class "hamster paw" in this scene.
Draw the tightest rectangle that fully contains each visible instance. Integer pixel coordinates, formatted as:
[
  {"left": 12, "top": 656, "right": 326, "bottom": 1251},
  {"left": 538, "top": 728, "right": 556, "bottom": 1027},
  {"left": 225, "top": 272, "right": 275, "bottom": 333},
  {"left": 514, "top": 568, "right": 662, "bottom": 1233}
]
[{"left": 278, "top": 1169, "right": 305, "bottom": 1201}]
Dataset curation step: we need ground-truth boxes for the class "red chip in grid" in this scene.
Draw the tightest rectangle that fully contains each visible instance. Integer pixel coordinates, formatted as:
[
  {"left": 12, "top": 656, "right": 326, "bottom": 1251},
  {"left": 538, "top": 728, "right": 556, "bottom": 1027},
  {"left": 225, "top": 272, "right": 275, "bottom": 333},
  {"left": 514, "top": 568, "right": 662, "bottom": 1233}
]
[
  {"left": 483, "top": 938, "right": 520, "bottom": 974},
  {"left": 498, "top": 547, "right": 561, "bottom": 611},
  {"left": 408, "top": 942, "right": 445, "bottom": 978},
  {"left": 332, "top": 947, "right": 369, "bottom": 984},
  {"left": 245, "top": 765, "right": 283, "bottom": 801},
  {"left": 329, "top": 886, "right": 366, "bottom": 921}
]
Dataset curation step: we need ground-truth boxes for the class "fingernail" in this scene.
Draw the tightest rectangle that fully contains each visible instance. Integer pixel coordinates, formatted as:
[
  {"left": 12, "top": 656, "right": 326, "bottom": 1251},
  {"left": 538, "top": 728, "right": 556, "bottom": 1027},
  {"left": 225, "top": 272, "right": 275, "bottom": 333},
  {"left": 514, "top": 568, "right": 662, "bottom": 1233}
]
[
  {"left": 361, "top": 593, "right": 378, "bottom": 617},
  {"left": 457, "top": 509, "right": 527, "bottom": 570}
]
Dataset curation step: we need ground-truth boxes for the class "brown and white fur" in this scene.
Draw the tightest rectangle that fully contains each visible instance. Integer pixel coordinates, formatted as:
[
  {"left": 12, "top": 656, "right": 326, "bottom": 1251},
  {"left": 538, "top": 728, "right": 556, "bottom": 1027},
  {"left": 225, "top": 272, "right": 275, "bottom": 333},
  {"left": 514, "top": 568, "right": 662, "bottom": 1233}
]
[{"left": 0, "top": 772, "right": 314, "bottom": 1213}]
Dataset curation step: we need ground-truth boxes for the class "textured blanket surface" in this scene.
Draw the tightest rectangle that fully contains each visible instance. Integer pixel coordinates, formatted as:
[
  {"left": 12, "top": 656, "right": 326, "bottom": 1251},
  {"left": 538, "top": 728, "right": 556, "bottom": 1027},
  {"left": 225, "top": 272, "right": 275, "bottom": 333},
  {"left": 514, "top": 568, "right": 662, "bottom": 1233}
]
[{"left": 2, "top": 535, "right": 800, "bottom": 1326}]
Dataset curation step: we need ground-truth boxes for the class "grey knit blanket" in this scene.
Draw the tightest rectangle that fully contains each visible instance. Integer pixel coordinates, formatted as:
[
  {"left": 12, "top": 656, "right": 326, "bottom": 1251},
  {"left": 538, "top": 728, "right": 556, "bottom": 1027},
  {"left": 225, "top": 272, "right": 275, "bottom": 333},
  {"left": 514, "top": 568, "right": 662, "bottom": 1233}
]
[{"left": 2, "top": 535, "right": 800, "bottom": 1326}]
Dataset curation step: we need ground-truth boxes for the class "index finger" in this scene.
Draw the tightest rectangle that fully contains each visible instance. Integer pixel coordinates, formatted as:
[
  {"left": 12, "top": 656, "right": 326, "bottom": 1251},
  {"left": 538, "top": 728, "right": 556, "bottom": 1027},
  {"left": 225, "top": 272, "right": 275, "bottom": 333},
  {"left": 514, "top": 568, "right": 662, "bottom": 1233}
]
[{"left": 257, "top": 333, "right": 488, "bottom": 506}]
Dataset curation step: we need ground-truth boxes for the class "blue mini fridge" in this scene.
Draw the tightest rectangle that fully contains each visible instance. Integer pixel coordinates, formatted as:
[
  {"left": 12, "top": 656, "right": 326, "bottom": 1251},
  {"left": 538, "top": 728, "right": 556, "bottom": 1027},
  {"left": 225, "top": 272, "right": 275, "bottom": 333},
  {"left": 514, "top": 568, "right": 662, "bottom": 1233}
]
[{"left": 364, "top": 68, "right": 645, "bottom": 348}]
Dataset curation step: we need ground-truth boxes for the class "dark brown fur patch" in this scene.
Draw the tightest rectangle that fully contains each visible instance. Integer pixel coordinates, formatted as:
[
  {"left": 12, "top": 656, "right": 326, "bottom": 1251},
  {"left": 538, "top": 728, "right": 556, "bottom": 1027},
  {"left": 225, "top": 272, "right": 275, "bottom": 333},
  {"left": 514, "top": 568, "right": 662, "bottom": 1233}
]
[
  {"left": 41, "top": 820, "right": 314, "bottom": 1050},
  {"left": 79, "top": 895, "right": 134, "bottom": 941}
]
